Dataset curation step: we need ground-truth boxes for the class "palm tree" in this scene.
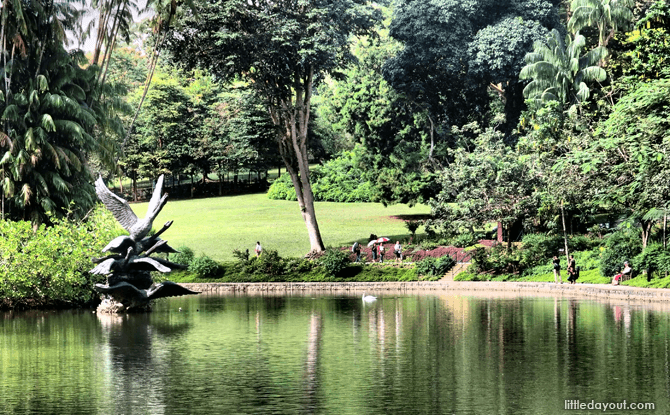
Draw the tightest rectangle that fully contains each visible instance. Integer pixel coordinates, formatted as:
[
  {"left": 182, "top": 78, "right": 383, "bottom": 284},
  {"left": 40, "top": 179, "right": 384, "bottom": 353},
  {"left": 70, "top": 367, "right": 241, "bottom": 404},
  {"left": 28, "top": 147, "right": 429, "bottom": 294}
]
[
  {"left": 519, "top": 29, "right": 607, "bottom": 110},
  {"left": 567, "top": 0, "right": 634, "bottom": 47},
  {"left": 0, "top": 0, "right": 127, "bottom": 225}
]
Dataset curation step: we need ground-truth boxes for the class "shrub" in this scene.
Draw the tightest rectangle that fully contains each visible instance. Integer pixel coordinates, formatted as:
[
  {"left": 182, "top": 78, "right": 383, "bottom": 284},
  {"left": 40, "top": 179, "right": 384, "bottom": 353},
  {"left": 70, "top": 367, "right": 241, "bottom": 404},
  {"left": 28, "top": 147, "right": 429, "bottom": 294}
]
[
  {"left": 633, "top": 243, "right": 670, "bottom": 279},
  {"left": 319, "top": 248, "right": 350, "bottom": 277},
  {"left": 189, "top": 255, "right": 222, "bottom": 279},
  {"left": 404, "top": 220, "right": 421, "bottom": 238},
  {"left": 415, "top": 255, "right": 456, "bottom": 277},
  {"left": 435, "top": 255, "right": 456, "bottom": 274},
  {"left": 232, "top": 248, "right": 250, "bottom": 262},
  {"left": 569, "top": 235, "right": 601, "bottom": 251},
  {"left": 267, "top": 150, "right": 379, "bottom": 203},
  {"left": 473, "top": 244, "right": 521, "bottom": 275},
  {"left": 520, "top": 233, "right": 563, "bottom": 269},
  {"left": 283, "top": 258, "right": 315, "bottom": 274},
  {"left": 171, "top": 246, "right": 195, "bottom": 267},
  {"left": 0, "top": 206, "right": 124, "bottom": 309},
  {"left": 267, "top": 175, "right": 297, "bottom": 201},
  {"left": 454, "top": 267, "right": 483, "bottom": 281},
  {"left": 599, "top": 229, "right": 642, "bottom": 278},
  {"left": 245, "top": 249, "right": 285, "bottom": 277},
  {"left": 415, "top": 257, "right": 438, "bottom": 277},
  {"left": 452, "top": 232, "right": 478, "bottom": 248}
]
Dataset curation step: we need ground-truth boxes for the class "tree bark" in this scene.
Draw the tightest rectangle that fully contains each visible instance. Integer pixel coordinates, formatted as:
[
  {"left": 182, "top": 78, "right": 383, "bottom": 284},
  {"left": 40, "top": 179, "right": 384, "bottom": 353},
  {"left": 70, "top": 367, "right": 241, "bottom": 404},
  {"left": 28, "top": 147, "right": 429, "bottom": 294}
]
[
  {"left": 561, "top": 201, "right": 570, "bottom": 263},
  {"left": 664, "top": 213, "right": 667, "bottom": 249},
  {"left": 268, "top": 66, "right": 325, "bottom": 253}
]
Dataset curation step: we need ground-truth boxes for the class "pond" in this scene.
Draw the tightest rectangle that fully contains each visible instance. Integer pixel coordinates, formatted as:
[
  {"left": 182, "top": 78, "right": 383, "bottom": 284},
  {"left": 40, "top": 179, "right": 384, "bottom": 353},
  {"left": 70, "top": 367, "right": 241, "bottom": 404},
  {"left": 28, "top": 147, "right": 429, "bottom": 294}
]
[{"left": 1, "top": 292, "right": 668, "bottom": 414}]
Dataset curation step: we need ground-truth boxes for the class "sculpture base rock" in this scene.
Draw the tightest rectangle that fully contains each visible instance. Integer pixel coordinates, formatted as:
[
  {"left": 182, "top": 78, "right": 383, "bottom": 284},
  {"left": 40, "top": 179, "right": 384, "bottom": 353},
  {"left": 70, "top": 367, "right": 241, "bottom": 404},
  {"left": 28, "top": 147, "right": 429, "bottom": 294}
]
[{"left": 96, "top": 297, "right": 151, "bottom": 314}]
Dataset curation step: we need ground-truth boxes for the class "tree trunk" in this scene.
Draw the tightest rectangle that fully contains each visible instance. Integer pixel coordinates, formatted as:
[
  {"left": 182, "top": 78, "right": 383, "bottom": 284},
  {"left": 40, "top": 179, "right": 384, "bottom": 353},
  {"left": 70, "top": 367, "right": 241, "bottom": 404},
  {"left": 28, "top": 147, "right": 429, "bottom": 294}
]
[
  {"left": 561, "top": 201, "right": 570, "bottom": 263},
  {"left": 92, "top": 0, "right": 112, "bottom": 65},
  {"left": 132, "top": 173, "right": 137, "bottom": 202},
  {"left": 664, "top": 213, "right": 667, "bottom": 249},
  {"left": 641, "top": 220, "right": 652, "bottom": 250},
  {"left": 269, "top": 66, "right": 325, "bottom": 253},
  {"left": 507, "top": 225, "right": 512, "bottom": 251}
]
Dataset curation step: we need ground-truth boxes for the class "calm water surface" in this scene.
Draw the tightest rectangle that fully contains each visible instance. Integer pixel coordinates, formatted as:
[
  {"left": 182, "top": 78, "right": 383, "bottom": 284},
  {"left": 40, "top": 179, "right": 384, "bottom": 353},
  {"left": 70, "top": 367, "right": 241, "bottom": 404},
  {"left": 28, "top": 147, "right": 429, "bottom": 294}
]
[{"left": 1, "top": 293, "right": 669, "bottom": 414}]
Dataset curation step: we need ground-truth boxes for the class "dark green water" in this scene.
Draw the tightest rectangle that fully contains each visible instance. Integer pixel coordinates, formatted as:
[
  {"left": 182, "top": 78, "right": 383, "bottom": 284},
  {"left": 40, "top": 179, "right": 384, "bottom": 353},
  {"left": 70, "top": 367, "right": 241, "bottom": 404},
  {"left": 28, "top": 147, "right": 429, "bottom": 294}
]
[{"left": 1, "top": 293, "right": 668, "bottom": 414}]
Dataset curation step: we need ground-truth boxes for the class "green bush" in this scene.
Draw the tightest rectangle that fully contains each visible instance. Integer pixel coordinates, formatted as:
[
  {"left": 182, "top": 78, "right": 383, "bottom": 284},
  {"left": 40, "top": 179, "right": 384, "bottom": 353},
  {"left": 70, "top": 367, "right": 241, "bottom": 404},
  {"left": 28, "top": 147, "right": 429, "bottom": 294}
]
[
  {"left": 0, "top": 206, "right": 124, "bottom": 309},
  {"left": 633, "top": 243, "right": 670, "bottom": 279},
  {"left": 569, "top": 235, "right": 601, "bottom": 251},
  {"left": 473, "top": 245, "right": 521, "bottom": 275},
  {"left": 404, "top": 220, "right": 422, "bottom": 238},
  {"left": 232, "top": 248, "right": 250, "bottom": 262},
  {"left": 319, "top": 248, "right": 350, "bottom": 277},
  {"left": 189, "top": 255, "right": 222, "bottom": 279},
  {"left": 267, "top": 150, "right": 380, "bottom": 203},
  {"left": 520, "top": 233, "right": 563, "bottom": 269},
  {"left": 599, "top": 229, "right": 642, "bottom": 278},
  {"left": 244, "top": 249, "right": 285, "bottom": 277},
  {"left": 415, "top": 255, "right": 456, "bottom": 277},
  {"left": 267, "top": 175, "right": 297, "bottom": 201},
  {"left": 452, "top": 232, "right": 478, "bottom": 248},
  {"left": 521, "top": 249, "right": 600, "bottom": 278},
  {"left": 283, "top": 258, "right": 316, "bottom": 274},
  {"left": 454, "top": 266, "right": 483, "bottom": 281},
  {"left": 171, "top": 246, "right": 195, "bottom": 267}
]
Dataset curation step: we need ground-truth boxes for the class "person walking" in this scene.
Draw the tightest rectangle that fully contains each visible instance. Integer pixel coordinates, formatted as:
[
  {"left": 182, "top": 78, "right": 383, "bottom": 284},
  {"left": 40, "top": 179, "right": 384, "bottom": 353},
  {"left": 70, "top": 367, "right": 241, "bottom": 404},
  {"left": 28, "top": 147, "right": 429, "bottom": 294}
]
[
  {"left": 552, "top": 255, "right": 562, "bottom": 284},
  {"left": 379, "top": 244, "right": 385, "bottom": 263},
  {"left": 352, "top": 241, "right": 361, "bottom": 263},
  {"left": 371, "top": 243, "right": 377, "bottom": 263},
  {"left": 255, "top": 241, "right": 262, "bottom": 258},
  {"left": 567, "top": 255, "right": 577, "bottom": 284},
  {"left": 394, "top": 241, "right": 402, "bottom": 263}
]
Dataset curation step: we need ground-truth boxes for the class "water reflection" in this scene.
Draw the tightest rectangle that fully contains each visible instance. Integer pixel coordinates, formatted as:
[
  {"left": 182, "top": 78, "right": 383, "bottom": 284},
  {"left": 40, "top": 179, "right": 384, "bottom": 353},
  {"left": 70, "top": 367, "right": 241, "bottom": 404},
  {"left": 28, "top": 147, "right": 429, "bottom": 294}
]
[{"left": 2, "top": 294, "right": 670, "bottom": 414}]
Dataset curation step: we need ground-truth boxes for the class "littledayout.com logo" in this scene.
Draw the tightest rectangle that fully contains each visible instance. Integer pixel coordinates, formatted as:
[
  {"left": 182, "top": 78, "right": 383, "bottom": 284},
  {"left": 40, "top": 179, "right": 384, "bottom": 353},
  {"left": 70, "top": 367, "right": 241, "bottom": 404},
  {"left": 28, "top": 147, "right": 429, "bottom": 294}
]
[{"left": 565, "top": 399, "right": 655, "bottom": 411}]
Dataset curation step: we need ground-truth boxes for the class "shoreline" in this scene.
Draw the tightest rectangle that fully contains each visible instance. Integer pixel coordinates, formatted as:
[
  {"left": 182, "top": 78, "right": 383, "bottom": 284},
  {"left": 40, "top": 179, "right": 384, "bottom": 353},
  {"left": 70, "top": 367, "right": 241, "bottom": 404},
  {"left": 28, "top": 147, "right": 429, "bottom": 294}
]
[{"left": 182, "top": 281, "right": 670, "bottom": 305}]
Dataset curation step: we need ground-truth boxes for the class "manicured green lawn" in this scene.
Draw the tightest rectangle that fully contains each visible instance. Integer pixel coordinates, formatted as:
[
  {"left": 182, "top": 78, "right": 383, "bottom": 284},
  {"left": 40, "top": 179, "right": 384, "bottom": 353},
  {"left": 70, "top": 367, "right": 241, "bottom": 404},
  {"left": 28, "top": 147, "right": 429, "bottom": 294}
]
[{"left": 130, "top": 193, "right": 430, "bottom": 261}]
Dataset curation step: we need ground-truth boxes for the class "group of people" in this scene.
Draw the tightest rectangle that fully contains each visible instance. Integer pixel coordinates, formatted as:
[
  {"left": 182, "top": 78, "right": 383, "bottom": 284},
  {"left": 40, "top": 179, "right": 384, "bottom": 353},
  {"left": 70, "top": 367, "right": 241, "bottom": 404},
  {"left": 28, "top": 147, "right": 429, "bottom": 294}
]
[
  {"left": 552, "top": 254, "right": 579, "bottom": 284},
  {"left": 352, "top": 239, "right": 403, "bottom": 264},
  {"left": 553, "top": 254, "right": 633, "bottom": 286}
]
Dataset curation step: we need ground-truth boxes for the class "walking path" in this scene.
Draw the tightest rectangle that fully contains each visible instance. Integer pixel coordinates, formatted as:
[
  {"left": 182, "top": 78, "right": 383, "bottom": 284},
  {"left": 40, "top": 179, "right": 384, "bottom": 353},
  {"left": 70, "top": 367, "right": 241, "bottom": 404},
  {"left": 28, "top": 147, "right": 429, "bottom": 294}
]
[{"left": 182, "top": 280, "right": 670, "bottom": 305}]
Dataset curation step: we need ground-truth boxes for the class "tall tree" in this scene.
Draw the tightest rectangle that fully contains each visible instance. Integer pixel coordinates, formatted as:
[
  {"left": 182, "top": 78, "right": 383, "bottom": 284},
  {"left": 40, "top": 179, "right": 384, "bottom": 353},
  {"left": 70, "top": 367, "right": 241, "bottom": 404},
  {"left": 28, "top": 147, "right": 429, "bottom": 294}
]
[
  {"left": 166, "top": 0, "right": 381, "bottom": 253},
  {"left": 568, "top": 0, "right": 634, "bottom": 47},
  {"left": 431, "top": 124, "right": 540, "bottom": 249},
  {"left": 0, "top": 0, "right": 124, "bottom": 225},
  {"left": 519, "top": 29, "right": 607, "bottom": 110},
  {"left": 383, "top": 0, "right": 561, "bottom": 141},
  {"left": 575, "top": 79, "right": 670, "bottom": 249}
]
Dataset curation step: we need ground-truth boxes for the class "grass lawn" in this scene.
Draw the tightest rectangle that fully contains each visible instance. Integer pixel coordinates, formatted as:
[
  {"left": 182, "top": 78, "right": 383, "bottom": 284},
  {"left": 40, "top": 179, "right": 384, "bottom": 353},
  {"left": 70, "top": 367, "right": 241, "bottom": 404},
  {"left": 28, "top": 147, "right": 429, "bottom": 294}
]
[{"left": 130, "top": 192, "right": 431, "bottom": 261}]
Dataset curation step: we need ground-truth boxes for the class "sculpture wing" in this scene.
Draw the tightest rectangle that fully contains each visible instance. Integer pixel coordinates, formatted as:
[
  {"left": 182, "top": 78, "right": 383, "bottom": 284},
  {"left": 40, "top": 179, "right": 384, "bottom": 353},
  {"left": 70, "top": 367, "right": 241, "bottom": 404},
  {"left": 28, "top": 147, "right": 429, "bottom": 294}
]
[
  {"left": 129, "top": 257, "right": 172, "bottom": 273},
  {"left": 95, "top": 176, "right": 138, "bottom": 232},
  {"left": 147, "top": 175, "right": 167, "bottom": 218},
  {"left": 94, "top": 282, "right": 147, "bottom": 302},
  {"left": 146, "top": 281, "right": 199, "bottom": 300},
  {"left": 90, "top": 258, "right": 116, "bottom": 275},
  {"left": 102, "top": 235, "right": 135, "bottom": 253},
  {"left": 151, "top": 256, "right": 188, "bottom": 270}
]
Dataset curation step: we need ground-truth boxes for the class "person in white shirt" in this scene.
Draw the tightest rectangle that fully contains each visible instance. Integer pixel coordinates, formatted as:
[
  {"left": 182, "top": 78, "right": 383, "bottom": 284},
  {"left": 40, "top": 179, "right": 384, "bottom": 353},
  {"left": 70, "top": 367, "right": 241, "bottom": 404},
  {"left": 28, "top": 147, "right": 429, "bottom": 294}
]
[{"left": 394, "top": 241, "right": 402, "bottom": 262}]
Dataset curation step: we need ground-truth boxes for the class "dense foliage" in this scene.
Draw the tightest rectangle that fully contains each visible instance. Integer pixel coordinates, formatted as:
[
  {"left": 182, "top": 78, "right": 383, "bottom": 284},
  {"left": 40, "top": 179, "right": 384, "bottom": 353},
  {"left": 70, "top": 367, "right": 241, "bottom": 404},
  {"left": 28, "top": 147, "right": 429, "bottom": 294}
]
[
  {"left": 0, "top": 207, "right": 123, "bottom": 309},
  {"left": 268, "top": 149, "right": 378, "bottom": 202}
]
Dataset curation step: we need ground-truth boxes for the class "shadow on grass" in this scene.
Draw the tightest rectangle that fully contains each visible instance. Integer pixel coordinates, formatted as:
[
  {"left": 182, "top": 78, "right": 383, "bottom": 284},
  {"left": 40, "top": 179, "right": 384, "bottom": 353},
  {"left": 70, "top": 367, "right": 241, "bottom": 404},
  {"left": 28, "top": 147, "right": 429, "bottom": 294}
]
[{"left": 389, "top": 214, "right": 433, "bottom": 221}]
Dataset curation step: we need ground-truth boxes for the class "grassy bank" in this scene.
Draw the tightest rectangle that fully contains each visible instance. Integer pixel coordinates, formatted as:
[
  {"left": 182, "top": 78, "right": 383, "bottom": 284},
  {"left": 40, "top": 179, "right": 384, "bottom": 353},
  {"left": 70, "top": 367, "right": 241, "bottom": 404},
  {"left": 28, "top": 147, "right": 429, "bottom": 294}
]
[
  {"left": 168, "top": 265, "right": 433, "bottom": 283},
  {"left": 131, "top": 193, "right": 431, "bottom": 261}
]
